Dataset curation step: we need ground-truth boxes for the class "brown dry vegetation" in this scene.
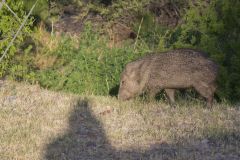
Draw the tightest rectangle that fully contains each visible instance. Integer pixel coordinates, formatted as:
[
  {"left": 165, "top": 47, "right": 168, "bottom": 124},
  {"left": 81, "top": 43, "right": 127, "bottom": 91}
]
[{"left": 0, "top": 81, "right": 240, "bottom": 160}]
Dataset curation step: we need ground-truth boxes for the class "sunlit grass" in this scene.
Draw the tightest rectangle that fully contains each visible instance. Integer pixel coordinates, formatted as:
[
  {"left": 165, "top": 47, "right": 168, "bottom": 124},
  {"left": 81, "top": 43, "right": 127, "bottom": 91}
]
[{"left": 0, "top": 81, "right": 239, "bottom": 159}]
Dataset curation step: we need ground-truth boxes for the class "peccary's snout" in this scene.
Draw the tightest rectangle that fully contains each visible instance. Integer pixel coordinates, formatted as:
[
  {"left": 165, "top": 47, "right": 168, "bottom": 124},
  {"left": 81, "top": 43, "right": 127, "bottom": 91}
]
[
  {"left": 118, "top": 89, "right": 132, "bottom": 101},
  {"left": 118, "top": 93, "right": 127, "bottom": 101}
]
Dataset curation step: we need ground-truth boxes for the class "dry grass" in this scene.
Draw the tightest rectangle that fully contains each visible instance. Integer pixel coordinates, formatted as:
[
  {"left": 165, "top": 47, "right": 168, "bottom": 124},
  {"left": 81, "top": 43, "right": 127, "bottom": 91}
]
[
  {"left": 33, "top": 23, "right": 61, "bottom": 52},
  {"left": 0, "top": 81, "right": 240, "bottom": 160}
]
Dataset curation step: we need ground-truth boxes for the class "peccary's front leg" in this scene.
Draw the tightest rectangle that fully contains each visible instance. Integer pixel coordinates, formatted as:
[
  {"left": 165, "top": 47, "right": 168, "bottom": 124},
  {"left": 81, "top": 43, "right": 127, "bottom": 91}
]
[{"left": 165, "top": 89, "right": 176, "bottom": 107}]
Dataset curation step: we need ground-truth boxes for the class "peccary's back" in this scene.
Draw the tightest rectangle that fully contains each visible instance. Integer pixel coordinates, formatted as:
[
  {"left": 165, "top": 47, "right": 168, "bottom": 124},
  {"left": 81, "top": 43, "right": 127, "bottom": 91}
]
[{"left": 141, "top": 49, "right": 218, "bottom": 88}]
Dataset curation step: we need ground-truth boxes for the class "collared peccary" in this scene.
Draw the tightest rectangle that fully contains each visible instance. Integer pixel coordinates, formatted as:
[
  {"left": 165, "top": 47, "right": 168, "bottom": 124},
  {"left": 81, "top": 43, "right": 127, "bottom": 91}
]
[{"left": 118, "top": 48, "right": 218, "bottom": 107}]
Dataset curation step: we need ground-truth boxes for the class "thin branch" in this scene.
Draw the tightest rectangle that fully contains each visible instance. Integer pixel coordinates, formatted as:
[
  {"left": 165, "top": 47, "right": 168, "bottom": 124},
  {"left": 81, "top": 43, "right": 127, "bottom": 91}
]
[
  {"left": 134, "top": 17, "right": 144, "bottom": 51},
  {"left": 1, "top": 0, "right": 32, "bottom": 36},
  {"left": 0, "top": 0, "right": 39, "bottom": 63},
  {"left": 4, "top": 3, "right": 21, "bottom": 22}
]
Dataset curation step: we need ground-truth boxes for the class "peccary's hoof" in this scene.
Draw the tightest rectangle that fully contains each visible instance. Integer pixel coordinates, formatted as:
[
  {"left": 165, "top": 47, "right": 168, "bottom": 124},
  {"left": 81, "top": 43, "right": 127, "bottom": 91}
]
[
  {"left": 170, "top": 103, "right": 177, "bottom": 108},
  {"left": 206, "top": 104, "right": 213, "bottom": 110},
  {"left": 202, "top": 101, "right": 213, "bottom": 110}
]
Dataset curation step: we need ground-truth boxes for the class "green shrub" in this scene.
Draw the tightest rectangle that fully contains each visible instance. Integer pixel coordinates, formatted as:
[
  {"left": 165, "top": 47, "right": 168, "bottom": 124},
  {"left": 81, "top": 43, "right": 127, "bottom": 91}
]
[
  {"left": 0, "top": 0, "right": 33, "bottom": 77},
  {"left": 158, "top": 0, "right": 240, "bottom": 101},
  {"left": 23, "top": 0, "right": 49, "bottom": 22},
  {"left": 37, "top": 23, "right": 149, "bottom": 95},
  {"left": 8, "top": 45, "right": 37, "bottom": 83},
  {"left": 134, "top": 13, "right": 168, "bottom": 50}
]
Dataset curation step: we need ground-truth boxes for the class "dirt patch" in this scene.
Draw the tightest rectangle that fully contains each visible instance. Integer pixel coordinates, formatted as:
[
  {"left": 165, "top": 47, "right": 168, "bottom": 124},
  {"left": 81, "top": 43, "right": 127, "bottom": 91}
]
[
  {"left": 108, "top": 22, "right": 136, "bottom": 47},
  {"left": 147, "top": 2, "right": 181, "bottom": 27},
  {"left": 51, "top": 2, "right": 186, "bottom": 46},
  {"left": 54, "top": 5, "right": 106, "bottom": 35}
]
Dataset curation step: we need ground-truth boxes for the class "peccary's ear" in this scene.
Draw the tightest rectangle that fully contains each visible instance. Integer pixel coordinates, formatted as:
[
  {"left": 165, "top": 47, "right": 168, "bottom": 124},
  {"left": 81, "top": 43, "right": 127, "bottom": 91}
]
[{"left": 138, "top": 60, "right": 152, "bottom": 90}]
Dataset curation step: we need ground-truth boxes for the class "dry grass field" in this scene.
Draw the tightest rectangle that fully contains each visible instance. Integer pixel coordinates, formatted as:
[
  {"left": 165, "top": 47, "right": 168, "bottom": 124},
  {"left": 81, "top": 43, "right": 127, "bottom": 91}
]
[{"left": 0, "top": 81, "right": 240, "bottom": 160}]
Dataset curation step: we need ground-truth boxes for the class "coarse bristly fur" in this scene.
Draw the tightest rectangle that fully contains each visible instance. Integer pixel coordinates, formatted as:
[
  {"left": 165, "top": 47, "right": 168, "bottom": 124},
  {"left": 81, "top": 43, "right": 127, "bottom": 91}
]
[{"left": 118, "top": 48, "right": 219, "bottom": 107}]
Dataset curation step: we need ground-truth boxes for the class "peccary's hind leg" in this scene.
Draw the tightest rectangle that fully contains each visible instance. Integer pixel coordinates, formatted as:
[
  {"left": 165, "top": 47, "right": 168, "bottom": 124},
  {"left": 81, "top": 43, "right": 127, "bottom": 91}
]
[
  {"left": 165, "top": 89, "right": 176, "bottom": 107},
  {"left": 193, "top": 83, "right": 215, "bottom": 108}
]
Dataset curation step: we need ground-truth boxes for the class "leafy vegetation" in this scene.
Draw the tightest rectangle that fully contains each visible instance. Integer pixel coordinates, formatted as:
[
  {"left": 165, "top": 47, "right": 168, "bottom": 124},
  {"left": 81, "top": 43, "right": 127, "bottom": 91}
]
[
  {"left": 23, "top": 0, "right": 49, "bottom": 23},
  {"left": 0, "top": 0, "right": 33, "bottom": 77},
  {"left": 158, "top": 0, "right": 240, "bottom": 101},
  {"left": 36, "top": 23, "right": 149, "bottom": 95}
]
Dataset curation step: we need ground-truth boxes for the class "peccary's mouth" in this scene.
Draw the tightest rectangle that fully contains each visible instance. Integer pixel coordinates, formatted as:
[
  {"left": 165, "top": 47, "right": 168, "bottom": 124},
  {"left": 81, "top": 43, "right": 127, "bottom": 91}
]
[
  {"left": 122, "top": 97, "right": 131, "bottom": 101},
  {"left": 118, "top": 94, "right": 131, "bottom": 101},
  {"left": 118, "top": 95, "right": 125, "bottom": 101},
  {"left": 118, "top": 88, "right": 134, "bottom": 101}
]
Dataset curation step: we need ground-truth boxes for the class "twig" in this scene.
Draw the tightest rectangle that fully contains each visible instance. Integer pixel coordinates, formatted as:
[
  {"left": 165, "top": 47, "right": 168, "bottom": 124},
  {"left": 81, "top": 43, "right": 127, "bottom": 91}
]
[
  {"left": 51, "top": 20, "right": 54, "bottom": 36},
  {"left": 134, "top": 17, "right": 144, "bottom": 51},
  {"left": 4, "top": 2, "right": 21, "bottom": 22},
  {"left": 0, "top": 0, "right": 39, "bottom": 63}
]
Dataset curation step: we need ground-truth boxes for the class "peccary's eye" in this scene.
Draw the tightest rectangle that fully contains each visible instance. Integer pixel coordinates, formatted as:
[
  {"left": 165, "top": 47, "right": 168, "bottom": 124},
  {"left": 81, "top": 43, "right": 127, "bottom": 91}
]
[{"left": 121, "top": 81, "right": 125, "bottom": 85}]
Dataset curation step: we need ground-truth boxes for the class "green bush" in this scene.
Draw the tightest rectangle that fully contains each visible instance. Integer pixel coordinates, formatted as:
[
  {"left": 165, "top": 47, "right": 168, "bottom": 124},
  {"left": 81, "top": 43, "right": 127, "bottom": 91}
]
[
  {"left": 158, "top": 0, "right": 240, "bottom": 101},
  {"left": 134, "top": 13, "right": 168, "bottom": 50},
  {"left": 8, "top": 44, "right": 37, "bottom": 83},
  {"left": 0, "top": 0, "right": 33, "bottom": 77},
  {"left": 23, "top": 0, "right": 49, "bottom": 21},
  {"left": 37, "top": 23, "right": 149, "bottom": 95}
]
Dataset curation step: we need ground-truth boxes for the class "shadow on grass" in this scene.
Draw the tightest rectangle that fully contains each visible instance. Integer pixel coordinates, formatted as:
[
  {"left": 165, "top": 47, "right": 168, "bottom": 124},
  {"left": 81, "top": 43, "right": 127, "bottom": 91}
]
[
  {"left": 109, "top": 85, "right": 119, "bottom": 97},
  {"left": 45, "top": 98, "right": 240, "bottom": 160}
]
